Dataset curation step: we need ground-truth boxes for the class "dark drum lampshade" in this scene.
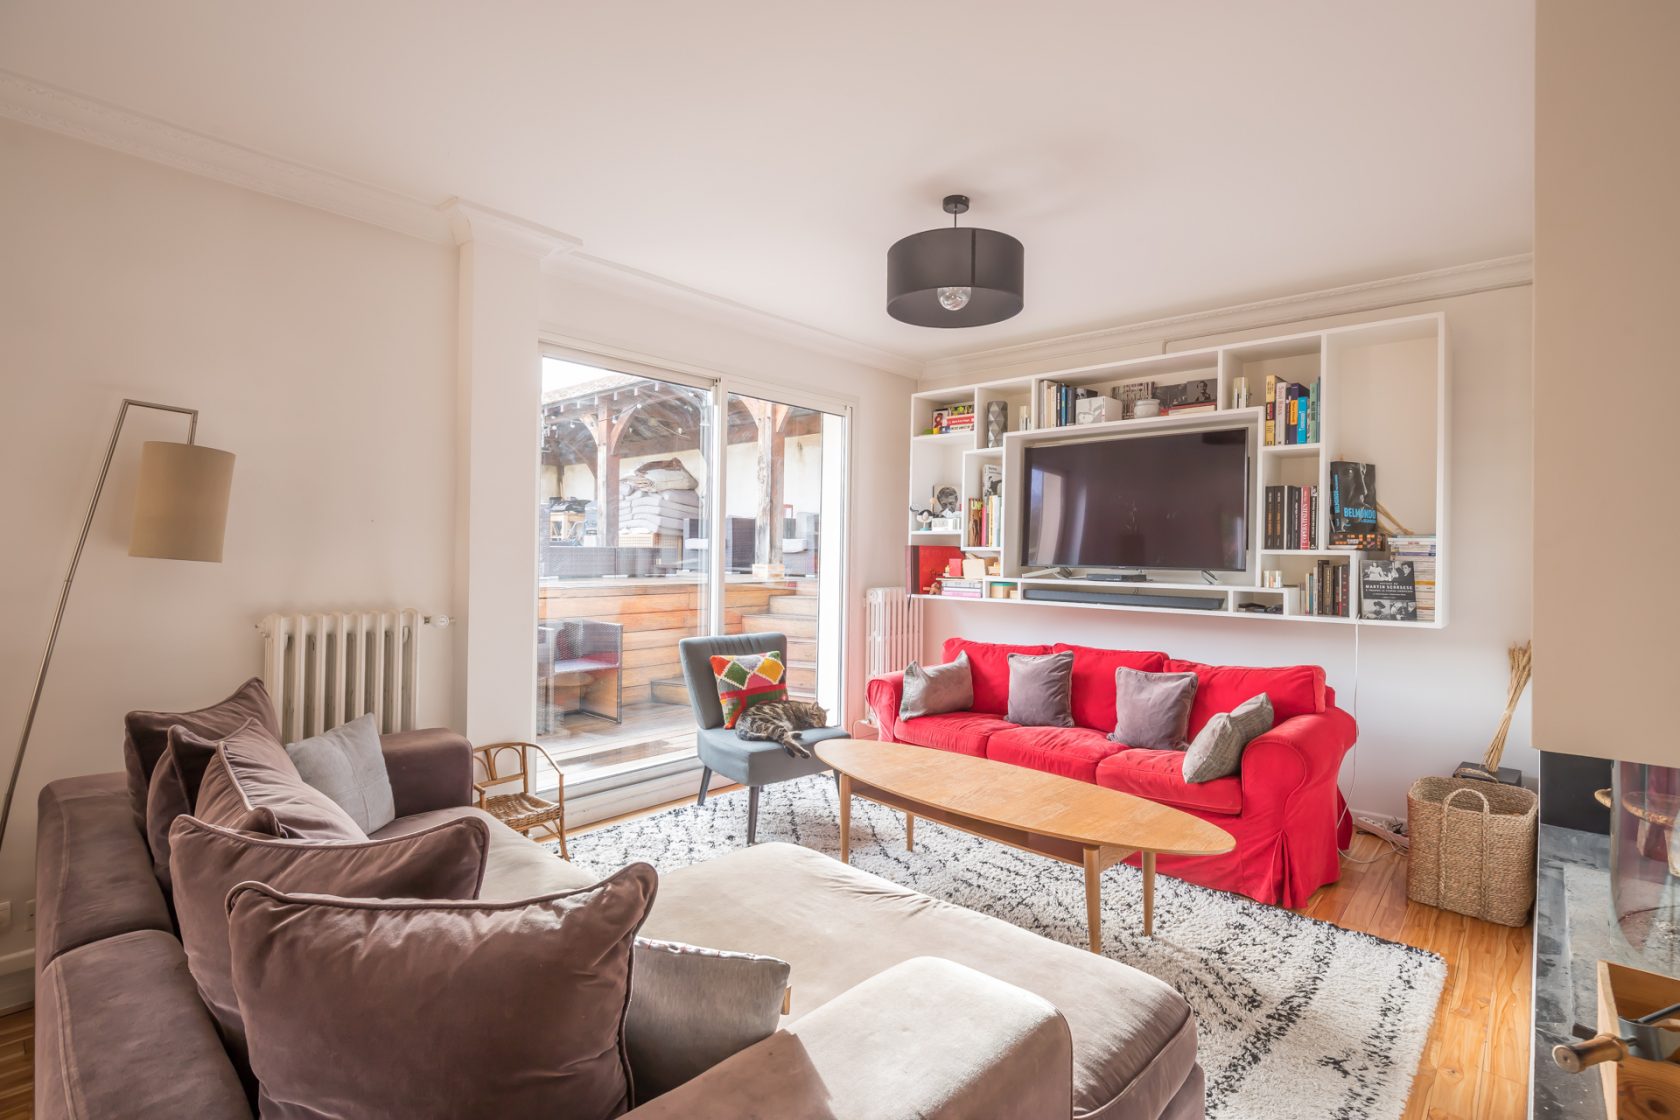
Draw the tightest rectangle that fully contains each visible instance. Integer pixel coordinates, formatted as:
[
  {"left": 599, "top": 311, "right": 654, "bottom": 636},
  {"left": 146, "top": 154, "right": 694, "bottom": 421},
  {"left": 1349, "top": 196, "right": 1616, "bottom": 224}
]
[
  {"left": 887, "top": 196, "right": 1024, "bottom": 328},
  {"left": 130, "top": 440, "right": 236, "bottom": 562}
]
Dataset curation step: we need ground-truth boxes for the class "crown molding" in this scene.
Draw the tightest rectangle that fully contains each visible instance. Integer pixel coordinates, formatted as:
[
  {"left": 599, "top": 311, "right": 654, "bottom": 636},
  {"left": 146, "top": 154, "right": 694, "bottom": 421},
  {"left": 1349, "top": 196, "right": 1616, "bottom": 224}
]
[
  {"left": 920, "top": 254, "right": 1533, "bottom": 384},
  {"left": 444, "top": 198, "right": 582, "bottom": 261},
  {"left": 0, "top": 68, "right": 453, "bottom": 243},
  {"left": 548, "top": 252, "right": 923, "bottom": 380}
]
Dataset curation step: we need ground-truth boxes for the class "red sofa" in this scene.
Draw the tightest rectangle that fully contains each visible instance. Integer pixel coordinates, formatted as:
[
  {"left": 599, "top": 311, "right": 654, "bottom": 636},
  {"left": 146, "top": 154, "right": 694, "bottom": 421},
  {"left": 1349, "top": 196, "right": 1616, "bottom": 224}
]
[{"left": 865, "top": 638, "right": 1357, "bottom": 907}]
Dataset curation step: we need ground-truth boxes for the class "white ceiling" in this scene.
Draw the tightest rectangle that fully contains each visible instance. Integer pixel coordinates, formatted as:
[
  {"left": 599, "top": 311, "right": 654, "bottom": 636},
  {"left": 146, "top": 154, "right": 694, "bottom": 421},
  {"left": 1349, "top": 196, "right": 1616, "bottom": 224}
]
[{"left": 0, "top": 1, "right": 1533, "bottom": 363}]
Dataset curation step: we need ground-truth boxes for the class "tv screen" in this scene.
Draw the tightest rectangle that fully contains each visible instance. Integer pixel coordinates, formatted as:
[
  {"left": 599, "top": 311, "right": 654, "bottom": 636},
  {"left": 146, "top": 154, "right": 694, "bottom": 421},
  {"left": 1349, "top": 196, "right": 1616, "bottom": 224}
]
[{"left": 1021, "top": 428, "right": 1250, "bottom": 571}]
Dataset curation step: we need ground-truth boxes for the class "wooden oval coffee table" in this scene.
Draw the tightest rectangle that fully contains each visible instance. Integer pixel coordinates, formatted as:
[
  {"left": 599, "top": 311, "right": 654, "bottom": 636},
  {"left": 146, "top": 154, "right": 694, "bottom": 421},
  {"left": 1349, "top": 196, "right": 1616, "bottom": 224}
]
[{"left": 816, "top": 739, "right": 1235, "bottom": 951}]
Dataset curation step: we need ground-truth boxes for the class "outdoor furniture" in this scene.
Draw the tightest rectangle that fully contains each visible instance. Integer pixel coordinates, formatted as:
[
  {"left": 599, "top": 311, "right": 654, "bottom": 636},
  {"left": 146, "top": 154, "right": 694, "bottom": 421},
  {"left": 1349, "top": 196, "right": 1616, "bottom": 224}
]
[
  {"left": 537, "top": 618, "right": 623, "bottom": 732},
  {"left": 472, "top": 740, "right": 570, "bottom": 859},
  {"left": 677, "top": 631, "right": 848, "bottom": 844}
]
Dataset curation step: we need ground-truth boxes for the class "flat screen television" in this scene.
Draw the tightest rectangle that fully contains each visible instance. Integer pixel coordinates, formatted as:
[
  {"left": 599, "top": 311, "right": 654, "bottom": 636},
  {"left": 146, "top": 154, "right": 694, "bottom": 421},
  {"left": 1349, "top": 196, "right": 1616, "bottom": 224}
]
[{"left": 1021, "top": 428, "right": 1250, "bottom": 571}]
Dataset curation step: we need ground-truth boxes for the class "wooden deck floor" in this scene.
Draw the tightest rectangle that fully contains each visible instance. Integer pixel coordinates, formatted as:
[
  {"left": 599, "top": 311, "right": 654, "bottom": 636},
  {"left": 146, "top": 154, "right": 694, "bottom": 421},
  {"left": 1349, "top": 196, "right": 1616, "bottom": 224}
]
[{"left": 0, "top": 827, "right": 1529, "bottom": 1118}]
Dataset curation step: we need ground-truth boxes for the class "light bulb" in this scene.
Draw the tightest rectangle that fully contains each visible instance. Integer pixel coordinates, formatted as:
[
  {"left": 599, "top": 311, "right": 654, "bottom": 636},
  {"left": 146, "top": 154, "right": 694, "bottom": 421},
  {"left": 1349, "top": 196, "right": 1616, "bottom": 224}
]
[{"left": 937, "top": 286, "right": 972, "bottom": 312}]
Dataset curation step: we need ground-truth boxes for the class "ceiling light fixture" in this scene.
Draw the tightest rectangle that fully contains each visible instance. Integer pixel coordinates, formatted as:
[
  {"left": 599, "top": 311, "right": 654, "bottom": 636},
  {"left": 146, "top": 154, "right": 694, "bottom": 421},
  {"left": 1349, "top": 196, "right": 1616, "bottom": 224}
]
[{"left": 887, "top": 194, "right": 1024, "bottom": 328}]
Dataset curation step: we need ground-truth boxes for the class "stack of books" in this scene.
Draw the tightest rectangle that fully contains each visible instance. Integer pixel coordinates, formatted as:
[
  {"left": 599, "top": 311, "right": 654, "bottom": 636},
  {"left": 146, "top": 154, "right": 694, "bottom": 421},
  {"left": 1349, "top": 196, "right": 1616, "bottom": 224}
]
[
  {"left": 936, "top": 577, "right": 985, "bottom": 599},
  {"left": 1306, "top": 559, "right": 1350, "bottom": 617},
  {"left": 1041, "top": 381, "right": 1099, "bottom": 427},
  {"left": 1263, "top": 484, "right": 1318, "bottom": 549},
  {"left": 966, "top": 494, "right": 1003, "bottom": 548},
  {"left": 1387, "top": 536, "right": 1437, "bottom": 622},
  {"left": 1263, "top": 376, "right": 1320, "bottom": 446},
  {"left": 933, "top": 403, "right": 976, "bottom": 435}
]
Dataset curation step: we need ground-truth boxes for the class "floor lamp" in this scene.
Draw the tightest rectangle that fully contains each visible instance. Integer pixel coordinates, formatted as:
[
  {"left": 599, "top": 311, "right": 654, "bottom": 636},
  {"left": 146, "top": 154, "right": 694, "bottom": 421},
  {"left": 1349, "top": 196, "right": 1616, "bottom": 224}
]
[{"left": 0, "top": 399, "right": 235, "bottom": 850}]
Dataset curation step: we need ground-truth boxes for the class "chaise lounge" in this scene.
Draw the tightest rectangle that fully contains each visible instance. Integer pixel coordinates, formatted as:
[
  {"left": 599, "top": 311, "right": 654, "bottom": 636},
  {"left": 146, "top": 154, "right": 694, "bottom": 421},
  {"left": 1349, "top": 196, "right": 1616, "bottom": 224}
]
[{"left": 37, "top": 722, "right": 1203, "bottom": 1119}]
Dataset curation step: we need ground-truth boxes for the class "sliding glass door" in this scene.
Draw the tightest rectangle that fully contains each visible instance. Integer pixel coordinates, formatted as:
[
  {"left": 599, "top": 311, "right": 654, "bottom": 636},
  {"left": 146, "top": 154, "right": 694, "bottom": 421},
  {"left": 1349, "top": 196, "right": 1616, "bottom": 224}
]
[{"left": 534, "top": 353, "right": 849, "bottom": 801}]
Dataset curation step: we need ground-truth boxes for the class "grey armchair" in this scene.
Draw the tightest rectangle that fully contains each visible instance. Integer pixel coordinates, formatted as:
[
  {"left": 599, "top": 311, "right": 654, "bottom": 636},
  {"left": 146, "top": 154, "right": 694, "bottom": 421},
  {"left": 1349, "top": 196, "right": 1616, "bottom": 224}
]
[{"left": 678, "top": 631, "right": 849, "bottom": 844}]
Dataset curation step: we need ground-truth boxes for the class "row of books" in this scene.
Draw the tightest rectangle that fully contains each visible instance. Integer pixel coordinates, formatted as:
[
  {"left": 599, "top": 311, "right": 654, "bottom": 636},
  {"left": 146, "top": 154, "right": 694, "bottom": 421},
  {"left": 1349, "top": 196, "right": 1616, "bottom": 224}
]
[
  {"left": 1264, "top": 376, "right": 1319, "bottom": 446},
  {"left": 1306, "top": 559, "right": 1351, "bottom": 617},
  {"left": 1263, "top": 484, "right": 1319, "bottom": 549},
  {"left": 936, "top": 577, "right": 986, "bottom": 599},
  {"left": 1040, "top": 381, "right": 1099, "bottom": 427},
  {"left": 1388, "top": 535, "right": 1437, "bottom": 623},
  {"left": 966, "top": 494, "right": 1003, "bottom": 549}
]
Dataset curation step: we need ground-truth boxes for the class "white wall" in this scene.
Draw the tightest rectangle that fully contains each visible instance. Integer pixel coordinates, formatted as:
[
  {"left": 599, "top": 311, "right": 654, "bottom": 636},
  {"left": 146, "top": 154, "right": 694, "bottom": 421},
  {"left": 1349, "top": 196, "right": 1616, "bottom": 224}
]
[
  {"left": 0, "top": 121, "right": 459, "bottom": 968},
  {"left": 539, "top": 266, "right": 914, "bottom": 726},
  {"left": 918, "top": 285, "right": 1535, "bottom": 816},
  {"left": 1532, "top": 0, "right": 1679, "bottom": 768}
]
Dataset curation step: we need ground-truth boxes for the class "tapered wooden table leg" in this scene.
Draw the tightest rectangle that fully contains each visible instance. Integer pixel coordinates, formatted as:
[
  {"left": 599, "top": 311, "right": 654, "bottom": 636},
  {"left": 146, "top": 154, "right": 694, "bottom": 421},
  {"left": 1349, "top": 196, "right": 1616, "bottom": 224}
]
[
  {"left": 1142, "top": 852, "right": 1156, "bottom": 937},
  {"left": 838, "top": 773, "right": 851, "bottom": 864},
  {"left": 905, "top": 812, "right": 915, "bottom": 851},
  {"left": 1083, "top": 846, "right": 1102, "bottom": 953}
]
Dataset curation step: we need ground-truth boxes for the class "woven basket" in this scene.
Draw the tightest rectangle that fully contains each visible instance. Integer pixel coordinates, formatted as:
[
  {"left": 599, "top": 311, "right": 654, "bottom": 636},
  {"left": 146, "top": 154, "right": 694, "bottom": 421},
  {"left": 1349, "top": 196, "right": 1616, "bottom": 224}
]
[{"left": 1406, "top": 776, "right": 1538, "bottom": 926}]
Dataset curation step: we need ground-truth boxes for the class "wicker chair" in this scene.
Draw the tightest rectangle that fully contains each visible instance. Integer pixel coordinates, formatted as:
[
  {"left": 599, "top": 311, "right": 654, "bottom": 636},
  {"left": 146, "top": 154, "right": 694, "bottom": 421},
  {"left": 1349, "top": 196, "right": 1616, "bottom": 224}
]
[{"left": 472, "top": 741, "right": 570, "bottom": 859}]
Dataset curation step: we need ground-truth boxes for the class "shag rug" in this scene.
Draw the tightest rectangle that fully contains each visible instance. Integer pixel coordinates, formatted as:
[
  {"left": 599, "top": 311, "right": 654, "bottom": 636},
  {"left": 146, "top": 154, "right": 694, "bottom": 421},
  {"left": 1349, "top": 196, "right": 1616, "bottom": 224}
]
[{"left": 564, "top": 776, "right": 1444, "bottom": 1120}]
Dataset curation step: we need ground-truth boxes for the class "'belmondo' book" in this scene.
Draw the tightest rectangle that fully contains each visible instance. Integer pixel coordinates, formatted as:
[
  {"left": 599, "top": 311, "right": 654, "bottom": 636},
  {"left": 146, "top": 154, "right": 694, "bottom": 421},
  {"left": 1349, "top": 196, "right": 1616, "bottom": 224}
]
[
  {"left": 1360, "top": 559, "right": 1417, "bottom": 622},
  {"left": 1329, "top": 461, "right": 1378, "bottom": 543}
]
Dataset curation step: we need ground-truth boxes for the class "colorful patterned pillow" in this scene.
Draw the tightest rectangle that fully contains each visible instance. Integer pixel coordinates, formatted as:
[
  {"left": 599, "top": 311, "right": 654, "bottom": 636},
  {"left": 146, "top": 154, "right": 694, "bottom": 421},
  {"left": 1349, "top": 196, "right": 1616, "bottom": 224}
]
[{"left": 709, "top": 651, "right": 788, "bottom": 729}]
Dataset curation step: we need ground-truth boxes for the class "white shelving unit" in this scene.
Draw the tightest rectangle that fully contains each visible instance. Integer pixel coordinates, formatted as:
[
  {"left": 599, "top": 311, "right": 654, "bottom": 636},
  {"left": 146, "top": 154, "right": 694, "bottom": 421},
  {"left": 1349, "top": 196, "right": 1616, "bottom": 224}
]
[{"left": 905, "top": 312, "right": 1449, "bottom": 627}]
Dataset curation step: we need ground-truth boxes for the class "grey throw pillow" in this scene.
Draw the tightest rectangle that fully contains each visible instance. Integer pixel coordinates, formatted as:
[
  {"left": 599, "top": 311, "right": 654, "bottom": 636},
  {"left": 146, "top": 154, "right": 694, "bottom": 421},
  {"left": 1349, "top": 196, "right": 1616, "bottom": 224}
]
[
  {"left": 899, "top": 652, "right": 974, "bottom": 720},
  {"left": 1109, "top": 667, "right": 1199, "bottom": 749},
  {"left": 285, "top": 713, "right": 395, "bottom": 833},
  {"left": 625, "top": 938, "right": 791, "bottom": 1102},
  {"left": 1183, "top": 693, "right": 1274, "bottom": 783},
  {"left": 1006, "top": 651, "right": 1075, "bottom": 728}
]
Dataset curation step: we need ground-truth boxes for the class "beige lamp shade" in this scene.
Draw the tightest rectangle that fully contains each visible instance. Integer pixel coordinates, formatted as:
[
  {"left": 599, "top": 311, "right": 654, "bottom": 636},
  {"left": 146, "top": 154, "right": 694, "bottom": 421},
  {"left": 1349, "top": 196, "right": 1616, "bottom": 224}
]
[{"left": 129, "top": 441, "right": 235, "bottom": 562}]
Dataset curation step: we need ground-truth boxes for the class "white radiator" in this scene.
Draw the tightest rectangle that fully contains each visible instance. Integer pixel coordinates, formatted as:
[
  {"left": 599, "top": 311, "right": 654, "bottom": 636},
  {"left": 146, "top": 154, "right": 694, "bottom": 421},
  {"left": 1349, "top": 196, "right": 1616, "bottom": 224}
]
[
  {"left": 259, "top": 609, "right": 426, "bottom": 742},
  {"left": 865, "top": 587, "right": 921, "bottom": 714}
]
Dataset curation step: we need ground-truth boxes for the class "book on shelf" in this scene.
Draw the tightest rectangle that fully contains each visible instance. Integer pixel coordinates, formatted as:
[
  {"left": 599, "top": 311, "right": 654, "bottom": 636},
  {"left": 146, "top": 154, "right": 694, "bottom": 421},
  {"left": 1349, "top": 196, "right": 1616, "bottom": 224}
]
[
  {"left": 1387, "top": 535, "right": 1437, "bottom": 621},
  {"left": 1264, "top": 375, "right": 1278, "bottom": 445},
  {"left": 1360, "top": 558, "right": 1418, "bottom": 622},
  {"left": 1166, "top": 401, "right": 1217, "bottom": 416},
  {"left": 1329, "top": 461, "right": 1378, "bottom": 540},
  {"left": 1304, "top": 559, "right": 1350, "bottom": 617},
  {"left": 1264, "top": 483, "right": 1319, "bottom": 549},
  {"left": 936, "top": 577, "right": 985, "bottom": 599}
]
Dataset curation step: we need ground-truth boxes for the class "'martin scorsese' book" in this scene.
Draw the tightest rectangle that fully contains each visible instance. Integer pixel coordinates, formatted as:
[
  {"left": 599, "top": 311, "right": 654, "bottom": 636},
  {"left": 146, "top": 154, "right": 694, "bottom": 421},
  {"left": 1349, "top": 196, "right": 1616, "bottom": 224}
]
[
  {"left": 1329, "top": 461, "right": 1379, "bottom": 545},
  {"left": 1360, "top": 559, "right": 1418, "bottom": 622}
]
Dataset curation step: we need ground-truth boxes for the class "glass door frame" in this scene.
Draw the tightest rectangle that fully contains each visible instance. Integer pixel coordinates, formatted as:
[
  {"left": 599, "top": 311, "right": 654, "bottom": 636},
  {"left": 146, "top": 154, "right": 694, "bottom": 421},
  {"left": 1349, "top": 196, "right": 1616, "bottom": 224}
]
[{"left": 537, "top": 340, "right": 856, "bottom": 795}]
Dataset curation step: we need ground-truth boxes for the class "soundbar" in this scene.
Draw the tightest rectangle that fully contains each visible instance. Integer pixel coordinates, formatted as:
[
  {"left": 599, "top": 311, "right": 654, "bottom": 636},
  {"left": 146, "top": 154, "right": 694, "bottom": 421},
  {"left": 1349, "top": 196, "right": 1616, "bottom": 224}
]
[{"left": 1022, "top": 588, "right": 1226, "bottom": 610}]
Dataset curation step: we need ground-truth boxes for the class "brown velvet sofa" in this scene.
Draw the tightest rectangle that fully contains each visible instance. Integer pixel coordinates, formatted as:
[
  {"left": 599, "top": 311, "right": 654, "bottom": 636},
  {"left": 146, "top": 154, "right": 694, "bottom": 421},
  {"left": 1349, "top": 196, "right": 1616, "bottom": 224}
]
[{"left": 35, "top": 728, "right": 1203, "bottom": 1119}]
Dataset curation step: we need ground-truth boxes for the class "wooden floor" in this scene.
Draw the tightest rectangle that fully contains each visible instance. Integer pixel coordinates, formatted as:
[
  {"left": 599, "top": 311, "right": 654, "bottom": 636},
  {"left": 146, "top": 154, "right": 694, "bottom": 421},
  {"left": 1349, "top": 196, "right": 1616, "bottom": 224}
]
[
  {"left": 0, "top": 824, "right": 1529, "bottom": 1119},
  {"left": 1302, "top": 833, "right": 1532, "bottom": 1120}
]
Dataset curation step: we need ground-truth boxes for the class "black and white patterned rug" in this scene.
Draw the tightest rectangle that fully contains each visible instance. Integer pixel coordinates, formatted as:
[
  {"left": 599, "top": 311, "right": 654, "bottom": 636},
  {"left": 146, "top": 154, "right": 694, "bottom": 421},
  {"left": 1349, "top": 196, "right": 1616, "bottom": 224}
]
[{"left": 564, "top": 775, "right": 1444, "bottom": 1120}]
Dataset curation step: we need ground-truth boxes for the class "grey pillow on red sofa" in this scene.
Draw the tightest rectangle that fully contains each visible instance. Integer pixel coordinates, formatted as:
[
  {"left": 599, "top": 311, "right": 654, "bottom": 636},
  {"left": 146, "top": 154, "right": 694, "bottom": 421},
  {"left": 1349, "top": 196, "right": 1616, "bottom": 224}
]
[
  {"left": 1006, "top": 651, "right": 1075, "bottom": 728},
  {"left": 1182, "top": 692, "right": 1274, "bottom": 782},
  {"left": 123, "top": 677, "right": 281, "bottom": 828},
  {"left": 1109, "top": 667, "right": 1199, "bottom": 750},
  {"left": 899, "top": 652, "right": 973, "bottom": 720},
  {"left": 225, "top": 864, "right": 656, "bottom": 1120},
  {"left": 169, "top": 812, "right": 491, "bottom": 1086}
]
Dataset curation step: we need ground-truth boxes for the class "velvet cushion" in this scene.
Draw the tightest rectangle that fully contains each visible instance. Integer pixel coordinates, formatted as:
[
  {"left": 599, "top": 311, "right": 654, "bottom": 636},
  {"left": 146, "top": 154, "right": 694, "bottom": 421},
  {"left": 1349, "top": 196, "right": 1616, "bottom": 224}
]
[
  {"left": 122, "top": 677, "right": 281, "bottom": 827},
  {"left": 225, "top": 865, "right": 656, "bottom": 1120},
  {"left": 1165, "top": 658, "right": 1326, "bottom": 738},
  {"left": 169, "top": 812, "right": 491, "bottom": 1084},
  {"left": 182, "top": 721, "right": 363, "bottom": 840},
  {"left": 626, "top": 938, "right": 791, "bottom": 1102},
  {"left": 285, "top": 713, "right": 395, "bottom": 832},
  {"left": 898, "top": 651, "right": 973, "bottom": 720},
  {"left": 1109, "top": 667, "right": 1199, "bottom": 750},
  {"left": 941, "top": 639, "right": 1052, "bottom": 716},
  {"left": 1052, "top": 644, "right": 1171, "bottom": 732},
  {"left": 1005, "top": 651, "right": 1076, "bottom": 728},
  {"left": 1182, "top": 693, "right": 1274, "bottom": 783}
]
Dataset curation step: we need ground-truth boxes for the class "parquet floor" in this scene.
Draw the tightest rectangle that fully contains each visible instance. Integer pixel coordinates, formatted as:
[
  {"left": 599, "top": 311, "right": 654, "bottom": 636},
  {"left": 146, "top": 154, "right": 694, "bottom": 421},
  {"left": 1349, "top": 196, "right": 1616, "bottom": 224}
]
[{"left": 0, "top": 825, "right": 1529, "bottom": 1119}]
